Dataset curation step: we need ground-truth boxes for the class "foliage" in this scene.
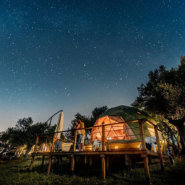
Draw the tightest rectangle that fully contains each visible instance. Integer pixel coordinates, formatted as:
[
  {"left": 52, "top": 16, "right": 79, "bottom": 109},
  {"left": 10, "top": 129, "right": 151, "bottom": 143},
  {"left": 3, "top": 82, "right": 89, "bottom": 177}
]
[
  {"left": 132, "top": 56, "right": 185, "bottom": 129},
  {"left": 0, "top": 118, "right": 52, "bottom": 159},
  {"left": 132, "top": 56, "right": 185, "bottom": 152}
]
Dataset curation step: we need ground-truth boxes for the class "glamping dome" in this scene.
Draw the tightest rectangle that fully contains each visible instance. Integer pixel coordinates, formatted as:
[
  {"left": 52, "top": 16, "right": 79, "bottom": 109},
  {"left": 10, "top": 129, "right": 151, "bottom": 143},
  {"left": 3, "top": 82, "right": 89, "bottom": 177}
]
[{"left": 91, "top": 105, "right": 158, "bottom": 144}]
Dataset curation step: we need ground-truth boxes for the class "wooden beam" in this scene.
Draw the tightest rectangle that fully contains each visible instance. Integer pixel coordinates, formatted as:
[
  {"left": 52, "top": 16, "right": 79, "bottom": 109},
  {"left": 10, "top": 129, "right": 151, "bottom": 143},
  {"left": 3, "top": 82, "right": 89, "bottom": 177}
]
[
  {"left": 139, "top": 119, "right": 147, "bottom": 150},
  {"left": 129, "top": 156, "right": 132, "bottom": 171},
  {"left": 29, "top": 156, "right": 35, "bottom": 171},
  {"left": 89, "top": 156, "right": 92, "bottom": 166},
  {"left": 47, "top": 155, "right": 52, "bottom": 175},
  {"left": 34, "top": 136, "right": 39, "bottom": 153},
  {"left": 70, "top": 155, "right": 75, "bottom": 172},
  {"left": 101, "top": 155, "right": 106, "bottom": 180},
  {"left": 73, "top": 130, "right": 77, "bottom": 152},
  {"left": 60, "top": 157, "right": 63, "bottom": 165},
  {"left": 143, "top": 157, "right": 150, "bottom": 184},
  {"left": 68, "top": 155, "right": 70, "bottom": 163},
  {"left": 41, "top": 155, "right": 45, "bottom": 171},
  {"left": 154, "top": 126, "right": 165, "bottom": 171},
  {"left": 51, "top": 133, "right": 56, "bottom": 152},
  {"left": 102, "top": 124, "right": 105, "bottom": 151},
  {"left": 84, "top": 155, "right": 88, "bottom": 165},
  {"left": 106, "top": 156, "right": 109, "bottom": 171},
  {"left": 125, "top": 154, "right": 129, "bottom": 166}
]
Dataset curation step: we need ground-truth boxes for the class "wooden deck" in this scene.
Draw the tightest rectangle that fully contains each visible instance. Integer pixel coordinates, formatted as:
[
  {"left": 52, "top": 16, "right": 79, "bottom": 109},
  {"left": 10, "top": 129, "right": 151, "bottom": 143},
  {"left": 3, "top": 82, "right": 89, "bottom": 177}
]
[
  {"left": 31, "top": 149, "right": 168, "bottom": 157},
  {"left": 30, "top": 149, "right": 169, "bottom": 185},
  {"left": 29, "top": 119, "right": 170, "bottom": 184}
]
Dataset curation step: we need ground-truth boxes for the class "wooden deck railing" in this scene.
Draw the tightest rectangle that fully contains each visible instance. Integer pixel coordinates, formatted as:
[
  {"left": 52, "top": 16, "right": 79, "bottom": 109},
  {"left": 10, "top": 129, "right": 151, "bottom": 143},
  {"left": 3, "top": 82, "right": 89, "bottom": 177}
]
[{"left": 32, "top": 118, "right": 164, "bottom": 155}]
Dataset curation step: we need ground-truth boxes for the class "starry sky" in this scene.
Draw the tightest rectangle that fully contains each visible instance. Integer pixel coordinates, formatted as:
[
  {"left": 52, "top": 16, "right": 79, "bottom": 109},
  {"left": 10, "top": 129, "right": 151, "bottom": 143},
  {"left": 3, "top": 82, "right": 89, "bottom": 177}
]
[{"left": 0, "top": 0, "right": 185, "bottom": 131}]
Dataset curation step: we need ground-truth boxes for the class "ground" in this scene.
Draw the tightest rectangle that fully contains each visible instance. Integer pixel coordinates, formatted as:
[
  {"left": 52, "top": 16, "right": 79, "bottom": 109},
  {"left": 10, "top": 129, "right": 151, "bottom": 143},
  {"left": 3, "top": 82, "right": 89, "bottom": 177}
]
[{"left": 0, "top": 155, "right": 185, "bottom": 185}]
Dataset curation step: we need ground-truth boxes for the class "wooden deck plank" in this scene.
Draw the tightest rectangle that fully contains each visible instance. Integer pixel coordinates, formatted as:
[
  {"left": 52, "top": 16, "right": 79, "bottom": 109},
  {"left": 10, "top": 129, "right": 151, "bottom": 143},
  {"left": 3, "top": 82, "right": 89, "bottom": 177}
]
[{"left": 32, "top": 150, "right": 148, "bottom": 156}]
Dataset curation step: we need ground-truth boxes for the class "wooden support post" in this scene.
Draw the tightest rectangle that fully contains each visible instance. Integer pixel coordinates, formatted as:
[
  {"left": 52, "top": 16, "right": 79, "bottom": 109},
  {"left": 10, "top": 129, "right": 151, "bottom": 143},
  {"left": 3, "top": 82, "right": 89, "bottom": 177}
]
[
  {"left": 154, "top": 126, "right": 165, "bottom": 171},
  {"left": 34, "top": 136, "right": 39, "bottom": 153},
  {"left": 102, "top": 124, "right": 105, "bottom": 151},
  {"left": 100, "top": 155, "right": 106, "bottom": 180},
  {"left": 70, "top": 155, "right": 75, "bottom": 175},
  {"left": 51, "top": 133, "right": 56, "bottom": 152},
  {"left": 106, "top": 156, "right": 109, "bottom": 172},
  {"left": 68, "top": 155, "right": 70, "bottom": 163},
  {"left": 41, "top": 155, "right": 45, "bottom": 171},
  {"left": 139, "top": 120, "right": 147, "bottom": 150},
  {"left": 143, "top": 157, "right": 150, "bottom": 184},
  {"left": 73, "top": 130, "right": 77, "bottom": 152},
  {"left": 29, "top": 156, "right": 35, "bottom": 171},
  {"left": 29, "top": 136, "right": 39, "bottom": 171},
  {"left": 129, "top": 156, "right": 132, "bottom": 171},
  {"left": 125, "top": 154, "right": 129, "bottom": 166},
  {"left": 89, "top": 156, "right": 92, "bottom": 166},
  {"left": 84, "top": 155, "right": 88, "bottom": 165},
  {"left": 60, "top": 157, "right": 63, "bottom": 165},
  {"left": 47, "top": 156, "right": 52, "bottom": 175}
]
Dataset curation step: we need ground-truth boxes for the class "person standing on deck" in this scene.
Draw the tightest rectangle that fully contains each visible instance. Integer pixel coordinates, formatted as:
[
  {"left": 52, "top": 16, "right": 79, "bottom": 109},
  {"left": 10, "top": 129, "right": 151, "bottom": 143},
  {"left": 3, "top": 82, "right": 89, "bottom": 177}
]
[{"left": 78, "top": 118, "right": 85, "bottom": 151}]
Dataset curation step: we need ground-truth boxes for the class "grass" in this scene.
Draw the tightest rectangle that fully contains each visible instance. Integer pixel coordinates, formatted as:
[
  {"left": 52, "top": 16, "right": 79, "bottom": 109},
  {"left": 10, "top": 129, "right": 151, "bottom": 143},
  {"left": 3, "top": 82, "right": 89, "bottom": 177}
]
[{"left": 0, "top": 155, "right": 185, "bottom": 185}]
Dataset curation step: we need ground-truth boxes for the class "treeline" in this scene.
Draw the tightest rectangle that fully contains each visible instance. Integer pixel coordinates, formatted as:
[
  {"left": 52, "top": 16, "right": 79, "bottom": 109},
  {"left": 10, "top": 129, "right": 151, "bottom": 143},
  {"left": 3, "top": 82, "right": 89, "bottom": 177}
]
[{"left": 1, "top": 56, "right": 185, "bottom": 155}]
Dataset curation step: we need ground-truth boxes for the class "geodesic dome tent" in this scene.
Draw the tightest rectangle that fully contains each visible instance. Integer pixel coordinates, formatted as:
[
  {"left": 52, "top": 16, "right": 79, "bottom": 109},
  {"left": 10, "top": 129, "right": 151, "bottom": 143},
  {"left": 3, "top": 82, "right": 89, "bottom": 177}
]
[{"left": 91, "top": 105, "right": 160, "bottom": 145}]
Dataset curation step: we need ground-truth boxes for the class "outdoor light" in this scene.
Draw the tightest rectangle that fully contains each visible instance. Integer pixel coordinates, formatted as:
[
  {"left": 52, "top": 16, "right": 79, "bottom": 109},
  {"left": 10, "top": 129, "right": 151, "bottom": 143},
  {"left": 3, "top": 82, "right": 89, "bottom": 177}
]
[{"left": 115, "top": 146, "right": 118, "bottom": 149}]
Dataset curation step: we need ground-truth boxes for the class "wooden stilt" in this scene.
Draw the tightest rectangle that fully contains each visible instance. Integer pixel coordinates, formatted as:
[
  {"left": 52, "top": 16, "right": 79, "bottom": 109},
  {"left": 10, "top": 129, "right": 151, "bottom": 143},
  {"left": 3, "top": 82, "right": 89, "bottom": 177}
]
[
  {"left": 143, "top": 157, "right": 150, "bottom": 184},
  {"left": 84, "top": 155, "right": 88, "bottom": 165},
  {"left": 47, "top": 156, "right": 52, "bottom": 175},
  {"left": 154, "top": 126, "right": 165, "bottom": 171},
  {"left": 128, "top": 156, "right": 132, "bottom": 171},
  {"left": 106, "top": 156, "right": 109, "bottom": 172},
  {"left": 57, "top": 156, "right": 59, "bottom": 167},
  {"left": 148, "top": 156, "right": 152, "bottom": 164},
  {"left": 70, "top": 155, "right": 75, "bottom": 175},
  {"left": 29, "top": 136, "right": 39, "bottom": 171},
  {"left": 89, "top": 156, "right": 92, "bottom": 166},
  {"left": 100, "top": 155, "right": 106, "bottom": 180},
  {"left": 41, "top": 155, "right": 45, "bottom": 171},
  {"left": 29, "top": 156, "right": 35, "bottom": 171},
  {"left": 68, "top": 155, "right": 70, "bottom": 163},
  {"left": 60, "top": 157, "right": 63, "bottom": 165},
  {"left": 125, "top": 155, "right": 129, "bottom": 166}
]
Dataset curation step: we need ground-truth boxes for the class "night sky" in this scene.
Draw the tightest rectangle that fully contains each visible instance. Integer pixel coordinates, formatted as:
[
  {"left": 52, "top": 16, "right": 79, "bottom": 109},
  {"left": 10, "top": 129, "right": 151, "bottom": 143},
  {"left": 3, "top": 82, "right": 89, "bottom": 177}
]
[{"left": 0, "top": 0, "right": 185, "bottom": 131}]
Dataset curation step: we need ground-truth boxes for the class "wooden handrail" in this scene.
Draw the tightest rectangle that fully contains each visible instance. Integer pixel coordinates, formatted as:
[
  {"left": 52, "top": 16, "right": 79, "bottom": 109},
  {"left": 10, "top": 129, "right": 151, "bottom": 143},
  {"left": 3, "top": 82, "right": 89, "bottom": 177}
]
[{"left": 38, "top": 119, "right": 148, "bottom": 137}]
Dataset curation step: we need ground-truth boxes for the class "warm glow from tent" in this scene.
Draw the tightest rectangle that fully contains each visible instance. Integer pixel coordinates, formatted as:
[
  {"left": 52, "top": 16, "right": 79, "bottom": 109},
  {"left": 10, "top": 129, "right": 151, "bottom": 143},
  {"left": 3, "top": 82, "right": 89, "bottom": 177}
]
[{"left": 91, "top": 116, "right": 136, "bottom": 142}]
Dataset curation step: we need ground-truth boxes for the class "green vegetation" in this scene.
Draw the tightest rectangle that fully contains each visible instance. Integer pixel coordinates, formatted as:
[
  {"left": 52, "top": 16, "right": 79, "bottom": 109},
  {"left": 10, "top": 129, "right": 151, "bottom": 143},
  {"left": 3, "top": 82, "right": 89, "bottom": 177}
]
[
  {"left": 132, "top": 56, "right": 185, "bottom": 150},
  {"left": 0, "top": 156, "right": 185, "bottom": 185},
  {"left": 0, "top": 118, "right": 56, "bottom": 159}
]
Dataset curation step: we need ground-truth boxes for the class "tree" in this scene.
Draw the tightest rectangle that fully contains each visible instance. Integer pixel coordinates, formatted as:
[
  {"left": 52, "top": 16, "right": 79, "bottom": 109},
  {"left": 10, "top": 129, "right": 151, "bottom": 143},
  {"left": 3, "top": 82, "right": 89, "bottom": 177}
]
[
  {"left": 1, "top": 117, "right": 51, "bottom": 159},
  {"left": 132, "top": 56, "right": 185, "bottom": 151}
]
